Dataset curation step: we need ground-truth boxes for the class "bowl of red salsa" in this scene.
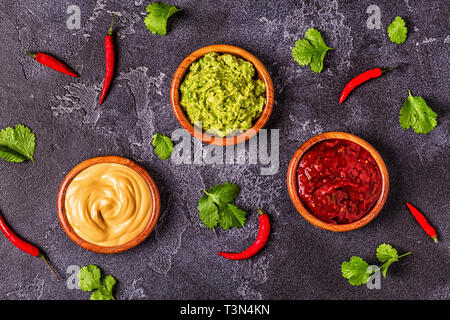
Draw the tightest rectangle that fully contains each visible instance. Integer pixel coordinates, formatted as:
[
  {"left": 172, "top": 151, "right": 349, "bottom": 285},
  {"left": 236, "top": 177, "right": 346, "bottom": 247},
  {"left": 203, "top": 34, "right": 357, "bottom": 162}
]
[{"left": 287, "top": 132, "right": 389, "bottom": 232}]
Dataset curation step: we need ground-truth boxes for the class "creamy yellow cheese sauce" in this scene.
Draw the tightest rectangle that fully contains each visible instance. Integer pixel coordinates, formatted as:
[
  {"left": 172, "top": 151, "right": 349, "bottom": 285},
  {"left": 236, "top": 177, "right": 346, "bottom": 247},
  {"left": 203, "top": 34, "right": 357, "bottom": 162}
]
[{"left": 64, "top": 163, "right": 152, "bottom": 247}]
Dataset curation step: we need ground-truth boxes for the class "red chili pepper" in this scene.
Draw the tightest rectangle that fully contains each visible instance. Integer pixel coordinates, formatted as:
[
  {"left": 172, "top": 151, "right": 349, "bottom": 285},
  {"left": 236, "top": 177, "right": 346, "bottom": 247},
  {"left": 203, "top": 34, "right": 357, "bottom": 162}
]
[
  {"left": 26, "top": 52, "right": 78, "bottom": 77},
  {"left": 339, "top": 67, "right": 395, "bottom": 104},
  {"left": 218, "top": 208, "right": 270, "bottom": 260},
  {"left": 0, "top": 211, "right": 60, "bottom": 280},
  {"left": 406, "top": 202, "right": 438, "bottom": 243},
  {"left": 99, "top": 14, "right": 116, "bottom": 105}
]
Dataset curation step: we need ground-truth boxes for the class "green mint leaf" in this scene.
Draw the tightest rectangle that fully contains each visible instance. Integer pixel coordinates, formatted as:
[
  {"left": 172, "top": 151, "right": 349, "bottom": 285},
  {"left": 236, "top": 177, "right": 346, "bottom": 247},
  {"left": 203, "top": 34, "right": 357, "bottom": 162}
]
[
  {"left": 144, "top": 2, "right": 182, "bottom": 35},
  {"left": 78, "top": 265, "right": 102, "bottom": 292},
  {"left": 198, "top": 195, "right": 220, "bottom": 229},
  {"left": 376, "top": 243, "right": 399, "bottom": 263},
  {"left": 341, "top": 256, "right": 372, "bottom": 286},
  {"left": 90, "top": 275, "right": 116, "bottom": 300},
  {"left": 152, "top": 133, "right": 174, "bottom": 160},
  {"left": 0, "top": 124, "right": 36, "bottom": 163},
  {"left": 388, "top": 16, "right": 407, "bottom": 44},
  {"left": 399, "top": 90, "right": 437, "bottom": 134},
  {"left": 219, "top": 204, "right": 247, "bottom": 230},
  {"left": 292, "top": 28, "right": 333, "bottom": 73}
]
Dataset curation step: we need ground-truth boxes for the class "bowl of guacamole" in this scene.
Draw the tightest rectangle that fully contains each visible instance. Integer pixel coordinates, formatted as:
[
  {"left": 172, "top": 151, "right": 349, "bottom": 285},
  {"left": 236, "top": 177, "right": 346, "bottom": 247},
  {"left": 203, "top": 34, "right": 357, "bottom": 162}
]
[{"left": 171, "top": 45, "right": 274, "bottom": 146}]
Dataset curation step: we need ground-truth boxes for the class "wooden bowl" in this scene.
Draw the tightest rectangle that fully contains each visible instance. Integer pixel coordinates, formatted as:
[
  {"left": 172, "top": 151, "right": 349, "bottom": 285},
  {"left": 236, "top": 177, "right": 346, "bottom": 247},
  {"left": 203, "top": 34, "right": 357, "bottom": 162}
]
[
  {"left": 287, "top": 132, "right": 389, "bottom": 232},
  {"left": 170, "top": 44, "right": 275, "bottom": 146},
  {"left": 57, "top": 156, "right": 160, "bottom": 254}
]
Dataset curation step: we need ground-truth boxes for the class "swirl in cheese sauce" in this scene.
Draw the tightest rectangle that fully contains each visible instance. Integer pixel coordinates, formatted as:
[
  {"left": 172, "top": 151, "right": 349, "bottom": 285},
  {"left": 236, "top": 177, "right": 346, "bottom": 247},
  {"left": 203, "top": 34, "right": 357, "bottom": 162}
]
[{"left": 64, "top": 163, "right": 152, "bottom": 247}]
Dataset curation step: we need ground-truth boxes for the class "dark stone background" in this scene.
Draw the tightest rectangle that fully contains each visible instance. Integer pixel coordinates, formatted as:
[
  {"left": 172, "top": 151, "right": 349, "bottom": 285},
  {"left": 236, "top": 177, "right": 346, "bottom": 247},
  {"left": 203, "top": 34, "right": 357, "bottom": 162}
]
[{"left": 0, "top": 0, "right": 448, "bottom": 300}]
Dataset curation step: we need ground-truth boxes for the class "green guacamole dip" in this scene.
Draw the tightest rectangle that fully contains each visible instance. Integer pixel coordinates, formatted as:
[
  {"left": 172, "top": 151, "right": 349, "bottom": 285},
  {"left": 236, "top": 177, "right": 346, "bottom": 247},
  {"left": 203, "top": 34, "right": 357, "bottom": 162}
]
[{"left": 180, "top": 52, "right": 266, "bottom": 137}]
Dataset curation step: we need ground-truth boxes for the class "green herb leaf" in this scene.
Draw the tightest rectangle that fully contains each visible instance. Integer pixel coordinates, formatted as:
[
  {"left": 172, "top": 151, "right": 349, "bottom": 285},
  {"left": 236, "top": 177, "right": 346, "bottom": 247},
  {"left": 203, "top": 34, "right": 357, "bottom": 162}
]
[
  {"left": 380, "top": 260, "right": 396, "bottom": 278},
  {"left": 388, "top": 16, "right": 407, "bottom": 44},
  {"left": 376, "top": 243, "right": 398, "bottom": 263},
  {"left": 152, "top": 133, "right": 174, "bottom": 160},
  {"left": 198, "top": 195, "right": 220, "bottom": 229},
  {"left": 376, "top": 244, "right": 399, "bottom": 278},
  {"left": 197, "top": 182, "right": 247, "bottom": 230},
  {"left": 204, "top": 182, "right": 240, "bottom": 206},
  {"left": 78, "top": 265, "right": 102, "bottom": 292},
  {"left": 399, "top": 90, "right": 437, "bottom": 134},
  {"left": 78, "top": 265, "right": 116, "bottom": 300},
  {"left": 292, "top": 28, "right": 333, "bottom": 73},
  {"left": 90, "top": 275, "right": 116, "bottom": 300},
  {"left": 0, "top": 124, "right": 36, "bottom": 163},
  {"left": 342, "top": 244, "right": 412, "bottom": 284},
  {"left": 144, "top": 2, "right": 182, "bottom": 35},
  {"left": 219, "top": 203, "right": 247, "bottom": 230},
  {"left": 376, "top": 243, "right": 412, "bottom": 278},
  {"left": 341, "top": 256, "right": 372, "bottom": 286}
]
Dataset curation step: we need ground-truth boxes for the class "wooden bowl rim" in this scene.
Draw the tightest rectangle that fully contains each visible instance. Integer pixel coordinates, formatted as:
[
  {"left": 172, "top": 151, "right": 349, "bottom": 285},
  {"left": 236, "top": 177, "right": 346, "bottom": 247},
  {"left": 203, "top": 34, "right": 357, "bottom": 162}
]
[
  {"left": 170, "top": 44, "right": 275, "bottom": 146},
  {"left": 57, "top": 156, "right": 161, "bottom": 254},
  {"left": 287, "top": 132, "right": 389, "bottom": 232}
]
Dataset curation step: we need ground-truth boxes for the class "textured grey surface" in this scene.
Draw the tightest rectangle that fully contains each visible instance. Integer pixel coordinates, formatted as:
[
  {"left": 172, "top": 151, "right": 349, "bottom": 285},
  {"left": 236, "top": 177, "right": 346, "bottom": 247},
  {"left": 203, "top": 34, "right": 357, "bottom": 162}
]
[{"left": 0, "top": 0, "right": 449, "bottom": 300}]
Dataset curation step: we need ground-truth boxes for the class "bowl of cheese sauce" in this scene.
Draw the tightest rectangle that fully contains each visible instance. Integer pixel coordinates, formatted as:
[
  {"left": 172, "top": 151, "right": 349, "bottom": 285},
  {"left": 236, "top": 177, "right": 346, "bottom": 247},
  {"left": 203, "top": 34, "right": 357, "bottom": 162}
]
[{"left": 57, "top": 156, "right": 160, "bottom": 253}]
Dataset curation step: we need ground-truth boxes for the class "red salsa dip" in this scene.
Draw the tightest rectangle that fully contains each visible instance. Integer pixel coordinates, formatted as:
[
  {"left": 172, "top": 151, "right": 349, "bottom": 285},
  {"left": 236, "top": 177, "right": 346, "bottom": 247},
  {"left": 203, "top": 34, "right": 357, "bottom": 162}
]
[{"left": 297, "top": 139, "right": 382, "bottom": 224}]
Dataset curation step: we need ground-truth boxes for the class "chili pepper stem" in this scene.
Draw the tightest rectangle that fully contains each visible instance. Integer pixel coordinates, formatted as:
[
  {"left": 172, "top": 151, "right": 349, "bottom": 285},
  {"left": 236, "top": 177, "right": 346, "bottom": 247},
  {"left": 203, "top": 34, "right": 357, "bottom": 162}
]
[
  {"left": 38, "top": 253, "right": 60, "bottom": 280},
  {"left": 432, "top": 236, "right": 438, "bottom": 243},
  {"left": 25, "top": 51, "right": 36, "bottom": 59},
  {"left": 381, "top": 66, "right": 396, "bottom": 74},
  {"left": 107, "top": 14, "right": 116, "bottom": 35}
]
